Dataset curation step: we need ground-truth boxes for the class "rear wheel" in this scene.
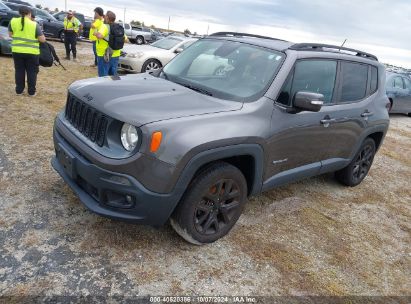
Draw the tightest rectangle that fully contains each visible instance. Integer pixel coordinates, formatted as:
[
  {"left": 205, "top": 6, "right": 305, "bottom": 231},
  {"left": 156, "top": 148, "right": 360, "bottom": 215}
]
[
  {"left": 335, "top": 138, "right": 376, "bottom": 187},
  {"left": 170, "top": 162, "right": 248, "bottom": 245},
  {"left": 141, "top": 59, "right": 162, "bottom": 73}
]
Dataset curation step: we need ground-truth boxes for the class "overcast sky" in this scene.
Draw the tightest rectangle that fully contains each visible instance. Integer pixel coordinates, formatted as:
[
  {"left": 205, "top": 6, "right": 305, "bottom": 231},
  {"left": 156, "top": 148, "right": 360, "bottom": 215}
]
[{"left": 39, "top": 0, "right": 411, "bottom": 68}]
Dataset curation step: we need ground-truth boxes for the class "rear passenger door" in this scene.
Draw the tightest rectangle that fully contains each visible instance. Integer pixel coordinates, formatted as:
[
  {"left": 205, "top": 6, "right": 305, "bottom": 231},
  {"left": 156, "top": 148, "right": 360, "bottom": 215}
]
[{"left": 319, "top": 61, "right": 373, "bottom": 169}]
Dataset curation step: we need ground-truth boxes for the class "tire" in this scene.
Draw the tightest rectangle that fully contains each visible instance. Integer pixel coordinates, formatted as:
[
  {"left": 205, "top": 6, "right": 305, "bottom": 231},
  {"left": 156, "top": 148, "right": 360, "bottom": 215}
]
[
  {"left": 170, "top": 162, "right": 248, "bottom": 245},
  {"left": 136, "top": 36, "right": 144, "bottom": 45},
  {"left": 141, "top": 59, "right": 162, "bottom": 73},
  {"left": 335, "top": 138, "right": 376, "bottom": 187},
  {"left": 408, "top": 113, "right": 411, "bottom": 117},
  {"left": 59, "top": 31, "right": 65, "bottom": 43}
]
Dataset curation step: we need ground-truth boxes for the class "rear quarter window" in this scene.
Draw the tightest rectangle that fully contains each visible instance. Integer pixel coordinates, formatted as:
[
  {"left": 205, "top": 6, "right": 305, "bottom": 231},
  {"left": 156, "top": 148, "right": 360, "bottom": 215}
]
[{"left": 370, "top": 66, "right": 378, "bottom": 94}]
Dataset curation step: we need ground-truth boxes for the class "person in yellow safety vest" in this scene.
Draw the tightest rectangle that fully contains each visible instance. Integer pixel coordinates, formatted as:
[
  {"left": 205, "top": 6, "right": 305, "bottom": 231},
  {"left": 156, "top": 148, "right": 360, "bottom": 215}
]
[
  {"left": 94, "top": 11, "right": 128, "bottom": 77},
  {"left": 95, "top": 11, "right": 128, "bottom": 77},
  {"left": 89, "top": 7, "right": 104, "bottom": 67},
  {"left": 63, "top": 10, "right": 81, "bottom": 61},
  {"left": 8, "top": 6, "right": 46, "bottom": 96}
]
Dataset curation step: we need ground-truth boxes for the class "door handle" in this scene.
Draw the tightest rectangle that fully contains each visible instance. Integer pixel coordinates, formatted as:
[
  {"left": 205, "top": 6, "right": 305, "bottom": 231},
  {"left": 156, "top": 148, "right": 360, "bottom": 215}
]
[
  {"left": 320, "top": 118, "right": 337, "bottom": 124},
  {"left": 361, "top": 112, "right": 374, "bottom": 118}
]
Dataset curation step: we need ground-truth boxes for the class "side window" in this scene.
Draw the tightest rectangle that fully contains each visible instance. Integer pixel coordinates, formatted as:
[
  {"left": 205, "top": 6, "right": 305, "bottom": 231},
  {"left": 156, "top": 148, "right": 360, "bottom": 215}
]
[
  {"left": 277, "top": 60, "right": 337, "bottom": 106},
  {"left": 394, "top": 77, "right": 404, "bottom": 89},
  {"left": 56, "top": 14, "right": 64, "bottom": 21},
  {"left": 340, "top": 62, "right": 368, "bottom": 102},
  {"left": 370, "top": 66, "right": 378, "bottom": 94},
  {"left": 402, "top": 77, "right": 411, "bottom": 90},
  {"left": 124, "top": 24, "right": 130, "bottom": 30}
]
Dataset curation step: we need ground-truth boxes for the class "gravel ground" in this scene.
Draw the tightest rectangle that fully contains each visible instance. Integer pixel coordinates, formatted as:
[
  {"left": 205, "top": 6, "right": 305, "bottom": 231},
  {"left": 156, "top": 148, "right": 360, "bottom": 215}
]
[{"left": 0, "top": 42, "right": 410, "bottom": 300}]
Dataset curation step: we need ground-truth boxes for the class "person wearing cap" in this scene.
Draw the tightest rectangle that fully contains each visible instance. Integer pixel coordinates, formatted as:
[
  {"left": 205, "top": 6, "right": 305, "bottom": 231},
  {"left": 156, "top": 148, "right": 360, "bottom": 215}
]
[
  {"left": 63, "top": 10, "right": 81, "bottom": 61},
  {"left": 8, "top": 6, "right": 46, "bottom": 96},
  {"left": 89, "top": 7, "right": 104, "bottom": 67}
]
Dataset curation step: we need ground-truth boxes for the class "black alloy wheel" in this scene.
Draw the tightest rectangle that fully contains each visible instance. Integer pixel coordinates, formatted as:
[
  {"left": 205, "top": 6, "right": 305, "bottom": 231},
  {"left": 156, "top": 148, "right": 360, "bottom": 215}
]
[
  {"left": 170, "top": 162, "right": 247, "bottom": 245},
  {"left": 194, "top": 179, "right": 241, "bottom": 235},
  {"left": 335, "top": 138, "right": 376, "bottom": 187}
]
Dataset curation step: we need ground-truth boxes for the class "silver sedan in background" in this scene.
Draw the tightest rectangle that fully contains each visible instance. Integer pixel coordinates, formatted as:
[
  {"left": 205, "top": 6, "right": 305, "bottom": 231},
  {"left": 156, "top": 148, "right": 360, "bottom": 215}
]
[{"left": 119, "top": 36, "right": 197, "bottom": 73}]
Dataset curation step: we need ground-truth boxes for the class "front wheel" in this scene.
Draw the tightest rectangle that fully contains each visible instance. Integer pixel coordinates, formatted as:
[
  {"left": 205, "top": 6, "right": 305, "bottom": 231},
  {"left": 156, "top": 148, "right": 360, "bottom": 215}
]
[
  {"left": 136, "top": 36, "right": 144, "bottom": 45},
  {"left": 170, "top": 162, "right": 248, "bottom": 245},
  {"left": 335, "top": 138, "right": 376, "bottom": 187},
  {"left": 59, "top": 31, "right": 65, "bottom": 42}
]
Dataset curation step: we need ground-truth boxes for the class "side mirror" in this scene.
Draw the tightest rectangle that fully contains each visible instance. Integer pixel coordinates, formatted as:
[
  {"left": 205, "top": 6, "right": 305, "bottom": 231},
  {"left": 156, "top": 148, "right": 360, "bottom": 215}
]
[
  {"left": 293, "top": 91, "right": 324, "bottom": 112},
  {"left": 174, "top": 48, "right": 183, "bottom": 54}
]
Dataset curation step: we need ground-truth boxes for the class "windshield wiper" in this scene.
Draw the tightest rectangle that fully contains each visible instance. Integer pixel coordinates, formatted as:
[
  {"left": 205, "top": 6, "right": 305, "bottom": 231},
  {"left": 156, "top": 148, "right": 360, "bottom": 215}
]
[{"left": 177, "top": 82, "right": 213, "bottom": 96}]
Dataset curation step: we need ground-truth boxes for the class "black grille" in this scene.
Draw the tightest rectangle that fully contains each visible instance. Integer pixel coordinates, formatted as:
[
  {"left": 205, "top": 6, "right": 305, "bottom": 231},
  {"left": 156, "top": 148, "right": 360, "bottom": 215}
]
[{"left": 65, "top": 94, "right": 108, "bottom": 147}]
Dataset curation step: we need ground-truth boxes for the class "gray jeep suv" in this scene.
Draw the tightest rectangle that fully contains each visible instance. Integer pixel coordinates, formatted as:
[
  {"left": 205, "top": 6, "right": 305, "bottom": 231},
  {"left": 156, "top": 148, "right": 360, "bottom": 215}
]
[{"left": 52, "top": 32, "right": 390, "bottom": 244}]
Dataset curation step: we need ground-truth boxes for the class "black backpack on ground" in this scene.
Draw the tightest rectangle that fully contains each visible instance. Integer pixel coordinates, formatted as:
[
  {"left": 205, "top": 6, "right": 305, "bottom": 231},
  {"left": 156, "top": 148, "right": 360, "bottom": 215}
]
[
  {"left": 39, "top": 42, "right": 54, "bottom": 67},
  {"left": 108, "top": 23, "right": 125, "bottom": 51}
]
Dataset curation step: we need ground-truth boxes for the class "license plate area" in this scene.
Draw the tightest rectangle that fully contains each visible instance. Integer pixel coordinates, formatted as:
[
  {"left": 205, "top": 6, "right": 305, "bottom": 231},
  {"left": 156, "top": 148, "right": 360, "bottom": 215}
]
[{"left": 56, "top": 143, "right": 76, "bottom": 179}]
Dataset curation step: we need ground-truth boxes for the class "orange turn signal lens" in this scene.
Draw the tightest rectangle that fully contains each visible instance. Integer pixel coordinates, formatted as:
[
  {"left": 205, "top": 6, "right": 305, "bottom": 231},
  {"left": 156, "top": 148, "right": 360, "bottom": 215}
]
[{"left": 150, "top": 131, "right": 163, "bottom": 152}]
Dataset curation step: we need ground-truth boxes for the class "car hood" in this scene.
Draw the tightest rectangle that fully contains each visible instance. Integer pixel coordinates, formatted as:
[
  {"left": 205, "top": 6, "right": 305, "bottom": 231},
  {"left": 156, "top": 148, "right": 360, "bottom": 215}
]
[
  {"left": 122, "top": 44, "right": 168, "bottom": 55},
  {"left": 68, "top": 74, "right": 243, "bottom": 126}
]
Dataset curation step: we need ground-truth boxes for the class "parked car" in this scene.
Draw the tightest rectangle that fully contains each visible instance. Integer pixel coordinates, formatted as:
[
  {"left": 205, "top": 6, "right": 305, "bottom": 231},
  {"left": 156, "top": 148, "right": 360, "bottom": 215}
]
[
  {"left": 386, "top": 72, "right": 411, "bottom": 116},
  {"left": 5, "top": 3, "right": 65, "bottom": 41},
  {"left": 0, "top": 25, "right": 11, "bottom": 54},
  {"left": 119, "top": 36, "right": 197, "bottom": 73},
  {"left": 53, "top": 11, "right": 89, "bottom": 40},
  {"left": 123, "top": 23, "right": 152, "bottom": 45},
  {"left": 150, "top": 29, "right": 163, "bottom": 42},
  {"left": 0, "top": 0, "right": 19, "bottom": 27},
  {"left": 3, "top": 0, "right": 31, "bottom": 6},
  {"left": 51, "top": 32, "right": 389, "bottom": 245}
]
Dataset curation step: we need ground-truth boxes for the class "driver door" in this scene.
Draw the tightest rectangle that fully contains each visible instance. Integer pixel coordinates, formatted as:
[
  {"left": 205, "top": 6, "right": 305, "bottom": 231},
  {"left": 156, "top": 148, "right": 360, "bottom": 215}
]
[{"left": 265, "top": 59, "right": 340, "bottom": 184}]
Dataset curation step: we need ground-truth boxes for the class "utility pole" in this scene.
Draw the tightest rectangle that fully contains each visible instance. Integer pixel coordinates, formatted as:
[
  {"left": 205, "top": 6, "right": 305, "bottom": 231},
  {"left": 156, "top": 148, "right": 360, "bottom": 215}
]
[
  {"left": 123, "top": 7, "right": 126, "bottom": 27},
  {"left": 168, "top": 16, "right": 170, "bottom": 31},
  {"left": 64, "top": 0, "right": 67, "bottom": 11}
]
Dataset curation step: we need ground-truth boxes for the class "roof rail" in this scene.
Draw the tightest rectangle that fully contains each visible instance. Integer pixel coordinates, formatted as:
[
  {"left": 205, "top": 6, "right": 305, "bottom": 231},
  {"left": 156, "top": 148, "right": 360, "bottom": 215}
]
[
  {"left": 210, "top": 32, "right": 288, "bottom": 42},
  {"left": 289, "top": 43, "right": 378, "bottom": 61}
]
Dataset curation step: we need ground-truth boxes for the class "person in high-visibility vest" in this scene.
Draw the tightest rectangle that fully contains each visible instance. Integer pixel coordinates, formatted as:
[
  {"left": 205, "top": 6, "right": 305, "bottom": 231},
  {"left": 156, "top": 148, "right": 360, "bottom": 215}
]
[
  {"left": 63, "top": 10, "right": 81, "bottom": 61},
  {"left": 89, "top": 7, "right": 104, "bottom": 67},
  {"left": 94, "top": 17, "right": 109, "bottom": 77},
  {"left": 8, "top": 6, "right": 46, "bottom": 96},
  {"left": 94, "top": 11, "right": 128, "bottom": 77},
  {"left": 89, "top": 8, "right": 104, "bottom": 66}
]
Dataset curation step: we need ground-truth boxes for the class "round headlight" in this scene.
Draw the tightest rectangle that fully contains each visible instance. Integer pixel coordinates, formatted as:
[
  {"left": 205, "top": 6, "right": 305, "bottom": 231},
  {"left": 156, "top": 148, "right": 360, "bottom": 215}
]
[{"left": 121, "top": 123, "right": 139, "bottom": 151}]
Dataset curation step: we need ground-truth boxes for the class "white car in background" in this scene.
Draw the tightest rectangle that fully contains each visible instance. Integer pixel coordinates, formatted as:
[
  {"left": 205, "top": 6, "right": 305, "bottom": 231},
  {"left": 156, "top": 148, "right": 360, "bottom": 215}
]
[{"left": 119, "top": 36, "right": 197, "bottom": 73}]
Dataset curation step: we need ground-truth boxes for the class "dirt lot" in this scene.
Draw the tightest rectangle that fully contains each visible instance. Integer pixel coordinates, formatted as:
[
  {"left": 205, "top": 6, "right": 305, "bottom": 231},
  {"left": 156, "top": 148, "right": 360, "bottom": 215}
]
[{"left": 0, "top": 42, "right": 410, "bottom": 299}]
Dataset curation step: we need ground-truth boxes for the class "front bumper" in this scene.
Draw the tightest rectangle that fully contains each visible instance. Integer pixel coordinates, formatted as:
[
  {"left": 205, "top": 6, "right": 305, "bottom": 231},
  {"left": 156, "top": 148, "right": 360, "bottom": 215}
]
[
  {"left": 51, "top": 131, "right": 179, "bottom": 226},
  {"left": 118, "top": 57, "right": 143, "bottom": 73}
]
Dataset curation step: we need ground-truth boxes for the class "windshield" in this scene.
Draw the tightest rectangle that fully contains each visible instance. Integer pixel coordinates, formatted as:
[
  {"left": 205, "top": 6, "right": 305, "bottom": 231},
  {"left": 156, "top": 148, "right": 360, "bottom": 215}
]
[
  {"left": 35, "top": 8, "right": 57, "bottom": 21},
  {"left": 0, "top": 2, "right": 10, "bottom": 10},
  {"left": 162, "top": 39, "right": 285, "bottom": 102},
  {"left": 151, "top": 37, "right": 183, "bottom": 50}
]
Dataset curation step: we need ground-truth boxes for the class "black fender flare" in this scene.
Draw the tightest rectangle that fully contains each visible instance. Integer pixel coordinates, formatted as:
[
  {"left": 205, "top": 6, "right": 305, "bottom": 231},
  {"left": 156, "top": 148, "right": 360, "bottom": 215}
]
[
  {"left": 349, "top": 124, "right": 389, "bottom": 160},
  {"left": 173, "top": 144, "right": 265, "bottom": 198}
]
